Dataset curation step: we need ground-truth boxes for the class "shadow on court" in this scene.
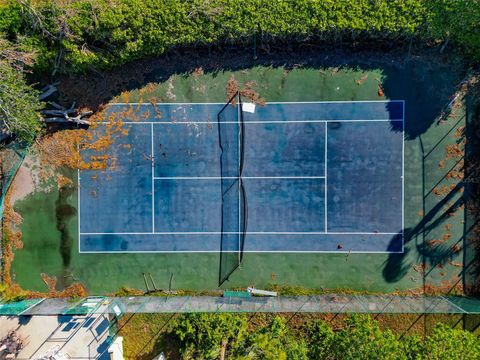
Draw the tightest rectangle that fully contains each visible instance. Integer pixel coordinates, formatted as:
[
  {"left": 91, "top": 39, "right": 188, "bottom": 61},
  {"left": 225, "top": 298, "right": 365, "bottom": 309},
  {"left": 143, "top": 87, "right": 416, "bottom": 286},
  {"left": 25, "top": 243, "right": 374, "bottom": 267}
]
[
  {"left": 54, "top": 46, "right": 461, "bottom": 140},
  {"left": 383, "top": 88, "right": 480, "bottom": 296}
]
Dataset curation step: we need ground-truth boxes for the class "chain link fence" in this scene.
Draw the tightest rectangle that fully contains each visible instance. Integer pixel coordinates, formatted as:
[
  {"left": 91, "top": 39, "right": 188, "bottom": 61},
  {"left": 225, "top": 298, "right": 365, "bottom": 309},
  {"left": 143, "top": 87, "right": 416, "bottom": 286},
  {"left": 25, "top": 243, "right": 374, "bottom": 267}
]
[
  {"left": 0, "top": 143, "right": 26, "bottom": 283},
  {"left": 1, "top": 295, "right": 479, "bottom": 316}
]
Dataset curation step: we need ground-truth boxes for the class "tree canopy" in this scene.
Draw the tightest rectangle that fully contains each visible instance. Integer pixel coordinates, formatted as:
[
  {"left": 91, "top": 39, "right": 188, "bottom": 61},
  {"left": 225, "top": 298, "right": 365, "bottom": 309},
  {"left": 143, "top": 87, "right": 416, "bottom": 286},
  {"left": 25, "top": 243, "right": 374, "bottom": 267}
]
[
  {"left": 0, "top": 0, "right": 478, "bottom": 74},
  {"left": 171, "top": 314, "right": 480, "bottom": 360},
  {"left": 0, "top": 40, "right": 42, "bottom": 144}
]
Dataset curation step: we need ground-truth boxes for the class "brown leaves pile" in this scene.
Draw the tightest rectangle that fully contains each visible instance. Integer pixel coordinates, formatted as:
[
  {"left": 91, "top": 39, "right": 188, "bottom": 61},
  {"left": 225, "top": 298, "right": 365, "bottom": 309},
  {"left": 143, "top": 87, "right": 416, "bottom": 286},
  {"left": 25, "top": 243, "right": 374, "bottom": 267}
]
[
  {"left": 1, "top": 107, "right": 132, "bottom": 297},
  {"left": 1, "top": 196, "right": 23, "bottom": 286},
  {"left": 355, "top": 74, "right": 368, "bottom": 86},
  {"left": 226, "top": 75, "right": 266, "bottom": 105},
  {"left": 28, "top": 273, "right": 88, "bottom": 298},
  {"left": 394, "top": 277, "right": 463, "bottom": 296},
  {"left": 35, "top": 109, "right": 131, "bottom": 181}
]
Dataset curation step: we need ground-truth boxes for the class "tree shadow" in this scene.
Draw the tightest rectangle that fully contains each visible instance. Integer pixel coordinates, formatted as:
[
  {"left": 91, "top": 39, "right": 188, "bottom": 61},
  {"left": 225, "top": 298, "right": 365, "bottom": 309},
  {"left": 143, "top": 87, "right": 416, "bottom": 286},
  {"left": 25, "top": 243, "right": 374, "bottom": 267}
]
[
  {"left": 383, "top": 87, "right": 480, "bottom": 296},
  {"left": 462, "top": 88, "right": 480, "bottom": 295},
  {"left": 383, "top": 232, "right": 411, "bottom": 283},
  {"left": 53, "top": 46, "right": 461, "bottom": 141}
]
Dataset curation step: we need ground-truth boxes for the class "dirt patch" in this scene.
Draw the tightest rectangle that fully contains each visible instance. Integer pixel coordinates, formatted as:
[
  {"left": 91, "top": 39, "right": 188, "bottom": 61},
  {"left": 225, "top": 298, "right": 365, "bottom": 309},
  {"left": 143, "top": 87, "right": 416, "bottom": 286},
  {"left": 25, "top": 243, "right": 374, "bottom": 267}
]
[
  {"left": 6, "top": 155, "right": 42, "bottom": 207},
  {"left": 48, "top": 46, "right": 465, "bottom": 112},
  {"left": 7, "top": 163, "right": 34, "bottom": 206}
]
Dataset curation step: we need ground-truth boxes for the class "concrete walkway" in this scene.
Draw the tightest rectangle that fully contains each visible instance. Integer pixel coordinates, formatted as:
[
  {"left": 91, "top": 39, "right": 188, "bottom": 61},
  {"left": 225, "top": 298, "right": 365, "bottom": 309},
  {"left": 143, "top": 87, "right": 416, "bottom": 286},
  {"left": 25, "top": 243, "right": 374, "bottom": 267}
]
[{"left": 0, "top": 312, "right": 112, "bottom": 359}]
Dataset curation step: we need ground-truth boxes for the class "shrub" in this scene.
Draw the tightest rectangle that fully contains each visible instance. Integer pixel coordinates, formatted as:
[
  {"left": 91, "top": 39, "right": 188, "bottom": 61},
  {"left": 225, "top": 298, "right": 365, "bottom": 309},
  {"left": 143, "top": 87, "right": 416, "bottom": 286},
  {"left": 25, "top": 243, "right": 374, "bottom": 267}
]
[
  {"left": 0, "top": 57, "right": 43, "bottom": 144},
  {"left": 173, "top": 313, "right": 248, "bottom": 359},
  {"left": 0, "top": 0, "right": 478, "bottom": 73}
]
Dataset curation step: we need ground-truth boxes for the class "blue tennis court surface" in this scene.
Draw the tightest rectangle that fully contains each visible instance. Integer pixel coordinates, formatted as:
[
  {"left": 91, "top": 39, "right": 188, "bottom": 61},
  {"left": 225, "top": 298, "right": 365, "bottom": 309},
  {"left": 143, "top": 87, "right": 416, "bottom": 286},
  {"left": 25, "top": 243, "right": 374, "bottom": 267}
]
[{"left": 79, "top": 101, "right": 404, "bottom": 253}]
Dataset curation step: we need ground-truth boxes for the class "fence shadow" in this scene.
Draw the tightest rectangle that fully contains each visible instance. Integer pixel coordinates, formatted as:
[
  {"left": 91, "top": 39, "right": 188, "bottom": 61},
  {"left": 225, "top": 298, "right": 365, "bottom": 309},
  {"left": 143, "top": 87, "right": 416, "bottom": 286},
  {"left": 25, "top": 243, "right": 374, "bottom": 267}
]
[{"left": 383, "top": 82, "right": 480, "bottom": 297}]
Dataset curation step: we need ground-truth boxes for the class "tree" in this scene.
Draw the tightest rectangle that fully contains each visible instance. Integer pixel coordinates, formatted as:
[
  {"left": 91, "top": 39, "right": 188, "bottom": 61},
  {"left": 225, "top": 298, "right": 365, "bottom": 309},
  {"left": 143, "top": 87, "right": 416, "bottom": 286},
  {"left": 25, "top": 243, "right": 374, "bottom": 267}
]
[
  {"left": 400, "top": 334, "right": 423, "bottom": 360},
  {"left": 306, "top": 315, "right": 404, "bottom": 360},
  {"left": 420, "top": 323, "right": 480, "bottom": 360},
  {"left": 241, "top": 316, "right": 308, "bottom": 360},
  {"left": 337, "top": 315, "right": 403, "bottom": 360},
  {"left": 304, "top": 318, "right": 335, "bottom": 359},
  {"left": 173, "top": 313, "right": 248, "bottom": 359},
  {"left": 0, "top": 60, "right": 42, "bottom": 143},
  {"left": 0, "top": 38, "right": 43, "bottom": 144},
  {"left": 173, "top": 314, "right": 308, "bottom": 360}
]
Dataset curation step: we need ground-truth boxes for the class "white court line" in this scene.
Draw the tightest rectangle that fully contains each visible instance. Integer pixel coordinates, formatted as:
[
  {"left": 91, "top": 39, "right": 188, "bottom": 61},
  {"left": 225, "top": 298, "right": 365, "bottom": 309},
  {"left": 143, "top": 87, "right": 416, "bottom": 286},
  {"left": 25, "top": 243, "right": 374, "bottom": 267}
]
[
  {"left": 77, "top": 169, "right": 81, "bottom": 254},
  {"left": 79, "top": 250, "right": 402, "bottom": 254},
  {"left": 80, "top": 231, "right": 401, "bottom": 235},
  {"left": 80, "top": 100, "right": 406, "bottom": 253},
  {"left": 266, "top": 100, "right": 405, "bottom": 104},
  {"left": 402, "top": 100, "right": 405, "bottom": 253},
  {"left": 108, "top": 100, "right": 403, "bottom": 105},
  {"left": 153, "top": 176, "right": 326, "bottom": 180},
  {"left": 110, "top": 102, "right": 224, "bottom": 105},
  {"left": 324, "top": 122, "right": 328, "bottom": 233},
  {"left": 151, "top": 122, "right": 155, "bottom": 232},
  {"left": 120, "top": 119, "right": 404, "bottom": 124}
]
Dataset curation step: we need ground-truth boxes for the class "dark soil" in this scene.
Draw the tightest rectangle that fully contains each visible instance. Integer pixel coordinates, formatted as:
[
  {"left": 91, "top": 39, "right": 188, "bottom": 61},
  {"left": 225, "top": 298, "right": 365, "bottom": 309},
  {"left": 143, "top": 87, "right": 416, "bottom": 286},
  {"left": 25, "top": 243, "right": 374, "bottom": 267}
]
[{"left": 46, "top": 44, "right": 466, "bottom": 112}]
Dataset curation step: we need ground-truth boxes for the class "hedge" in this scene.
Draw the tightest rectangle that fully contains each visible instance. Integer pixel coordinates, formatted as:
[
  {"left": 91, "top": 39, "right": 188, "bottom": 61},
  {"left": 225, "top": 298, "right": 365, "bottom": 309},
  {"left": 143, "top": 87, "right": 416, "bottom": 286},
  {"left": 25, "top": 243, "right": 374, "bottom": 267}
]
[
  {"left": 0, "top": 0, "right": 478, "bottom": 72},
  {"left": 169, "top": 314, "right": 480, "bottom": 360}
]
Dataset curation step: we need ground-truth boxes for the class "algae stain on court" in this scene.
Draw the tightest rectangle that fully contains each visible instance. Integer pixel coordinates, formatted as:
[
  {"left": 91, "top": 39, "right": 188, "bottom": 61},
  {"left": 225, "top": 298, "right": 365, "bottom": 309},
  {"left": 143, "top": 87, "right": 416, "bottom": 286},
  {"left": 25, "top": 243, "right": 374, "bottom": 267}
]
[
  {"left": 55, "top": 183, "right": 77, "bottom": 288},
  {"left": 11, "top": 169, "right": 78, "bottom": 291}
]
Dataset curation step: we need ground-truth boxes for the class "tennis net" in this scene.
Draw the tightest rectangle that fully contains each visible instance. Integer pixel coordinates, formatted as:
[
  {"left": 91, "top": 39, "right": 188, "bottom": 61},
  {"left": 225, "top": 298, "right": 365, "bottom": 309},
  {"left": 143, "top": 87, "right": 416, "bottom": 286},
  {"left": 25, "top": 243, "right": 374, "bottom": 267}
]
[{"left": 217, "top": 91, "right": 247, "bottom": 286}]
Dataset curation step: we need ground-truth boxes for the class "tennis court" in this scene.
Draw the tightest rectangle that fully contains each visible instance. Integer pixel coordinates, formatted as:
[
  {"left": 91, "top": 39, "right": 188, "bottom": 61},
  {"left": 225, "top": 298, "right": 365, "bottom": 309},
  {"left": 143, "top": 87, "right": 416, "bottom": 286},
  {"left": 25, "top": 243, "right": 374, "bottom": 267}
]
[{"left": 78, "top": 97, "right": 404, "bottom": 254}]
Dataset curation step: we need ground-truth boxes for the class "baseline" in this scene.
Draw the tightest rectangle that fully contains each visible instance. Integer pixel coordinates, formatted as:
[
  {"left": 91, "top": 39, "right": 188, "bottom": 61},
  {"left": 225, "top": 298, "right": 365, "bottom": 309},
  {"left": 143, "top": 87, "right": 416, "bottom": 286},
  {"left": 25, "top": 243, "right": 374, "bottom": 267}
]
[{"left": 79, "top": 232, "right": 403, "bottom": 253}]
